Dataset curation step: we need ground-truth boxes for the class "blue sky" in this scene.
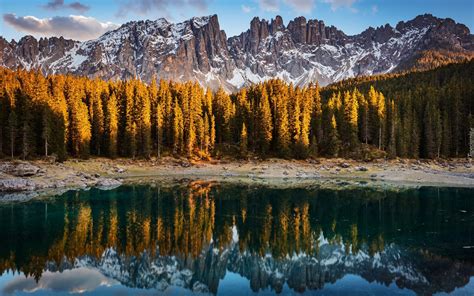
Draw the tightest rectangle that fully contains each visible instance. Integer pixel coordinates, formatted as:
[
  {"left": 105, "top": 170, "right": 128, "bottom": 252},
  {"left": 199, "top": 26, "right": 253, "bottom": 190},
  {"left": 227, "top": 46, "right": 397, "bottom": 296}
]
[{"left": 1, "top": 0, "right": 473, "bottom": 41}]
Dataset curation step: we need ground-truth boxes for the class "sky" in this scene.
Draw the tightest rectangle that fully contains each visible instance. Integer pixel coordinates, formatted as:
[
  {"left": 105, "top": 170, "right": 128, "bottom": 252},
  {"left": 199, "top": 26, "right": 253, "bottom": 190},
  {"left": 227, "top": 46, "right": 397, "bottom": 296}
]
[{"left": 0, "top": 0, "right": 473, "bottom": 41}]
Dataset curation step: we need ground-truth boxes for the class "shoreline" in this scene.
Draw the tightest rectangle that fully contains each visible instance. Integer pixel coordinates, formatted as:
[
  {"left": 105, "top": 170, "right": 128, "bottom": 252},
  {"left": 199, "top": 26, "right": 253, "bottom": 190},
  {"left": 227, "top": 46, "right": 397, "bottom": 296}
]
[{"left": 1, "top": 157, "right": 473, "bottom": 201}]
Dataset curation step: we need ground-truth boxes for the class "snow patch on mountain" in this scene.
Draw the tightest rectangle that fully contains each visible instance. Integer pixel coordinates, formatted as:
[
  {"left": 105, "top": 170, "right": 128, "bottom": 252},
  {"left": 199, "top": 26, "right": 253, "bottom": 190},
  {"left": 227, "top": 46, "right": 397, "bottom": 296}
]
[{"left": 1, "top": 13, "right": 472, "bottom": 91}]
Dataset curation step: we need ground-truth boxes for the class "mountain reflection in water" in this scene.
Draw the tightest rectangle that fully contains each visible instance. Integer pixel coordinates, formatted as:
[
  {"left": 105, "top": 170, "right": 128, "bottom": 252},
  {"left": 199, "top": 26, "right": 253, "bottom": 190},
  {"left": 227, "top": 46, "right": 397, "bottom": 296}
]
[{"left": 0, "top": 182, "right": 473, "bottom": 295}]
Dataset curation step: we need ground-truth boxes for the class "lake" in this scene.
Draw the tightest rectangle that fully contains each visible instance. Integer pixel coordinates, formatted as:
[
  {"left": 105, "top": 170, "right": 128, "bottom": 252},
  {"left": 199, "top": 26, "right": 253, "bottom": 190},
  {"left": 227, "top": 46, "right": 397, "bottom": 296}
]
[{"left": 0, "top": 182, "right": 473, "bottom": 295}]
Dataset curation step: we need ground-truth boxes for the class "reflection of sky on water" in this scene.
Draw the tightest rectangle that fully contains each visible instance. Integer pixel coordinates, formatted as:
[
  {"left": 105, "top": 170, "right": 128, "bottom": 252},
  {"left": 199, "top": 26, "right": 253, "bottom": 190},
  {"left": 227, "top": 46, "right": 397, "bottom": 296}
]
[
  {"left": 1, "top": 268, "right": 117, "bottom": 295},
  {"left": 2, "top": 268, "right": 473, "bottom": 295},
  {"left": 0, "top": 269, "right": 162, "bottom": 295},
  {"left": 0, "top": 268, "right": 202, "bottom": 295},
  {"left": 217, "top": 272, "right": 417, "bottom": 296}
]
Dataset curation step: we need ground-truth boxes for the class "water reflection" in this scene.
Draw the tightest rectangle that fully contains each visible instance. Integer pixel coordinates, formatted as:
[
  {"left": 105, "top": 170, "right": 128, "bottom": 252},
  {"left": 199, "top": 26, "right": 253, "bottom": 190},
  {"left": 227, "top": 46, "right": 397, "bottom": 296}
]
[
  {"left": 0, "top": 182, "right": 473, "bottom": 295},
  {"left": 3, "top": 268, "right": 116, "bottom": 294}
]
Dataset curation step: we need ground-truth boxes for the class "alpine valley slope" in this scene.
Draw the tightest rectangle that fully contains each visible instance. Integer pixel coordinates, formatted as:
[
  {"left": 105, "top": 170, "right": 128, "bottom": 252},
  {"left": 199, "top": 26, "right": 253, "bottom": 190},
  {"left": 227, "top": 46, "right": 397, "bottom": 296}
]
[{"left": 0, "top": 14, "right": 472, "bottom": 91}]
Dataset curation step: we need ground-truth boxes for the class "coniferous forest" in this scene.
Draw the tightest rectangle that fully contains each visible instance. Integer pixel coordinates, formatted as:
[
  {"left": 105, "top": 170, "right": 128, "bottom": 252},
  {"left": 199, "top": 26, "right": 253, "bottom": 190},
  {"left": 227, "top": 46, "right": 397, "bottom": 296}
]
[{"left": 0, "top": 60, "right": 472, "bottom": 161}]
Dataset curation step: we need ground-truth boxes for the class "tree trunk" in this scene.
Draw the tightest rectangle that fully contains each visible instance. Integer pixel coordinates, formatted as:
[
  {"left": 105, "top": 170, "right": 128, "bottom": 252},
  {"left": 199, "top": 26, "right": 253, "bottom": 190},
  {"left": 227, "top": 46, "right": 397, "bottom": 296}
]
[
  {"left": 437, "top": 142, "right": 441, "bottom": 159},
  {"left": 10, "top": 131, "right": 14, "bottom": 158},
  {"left": 365, "top": 123, "right": 368, "bottom": 145},
  {"left": 157, "top": 131, "right": 161, "bottom": 159},
  {"left": 0, "top": 128, "right": 2, "bottom": 156},
  {"left": 22, "top": 124, "right": 27, "bottom": 160},
  {"left": 378, "top": 126, "right": 382, "bottom": 150}
]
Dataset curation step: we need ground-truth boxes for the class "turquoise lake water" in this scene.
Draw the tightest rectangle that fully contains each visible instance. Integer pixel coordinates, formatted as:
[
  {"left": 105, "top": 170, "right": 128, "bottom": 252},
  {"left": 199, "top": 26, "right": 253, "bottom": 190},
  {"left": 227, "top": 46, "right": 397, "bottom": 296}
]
[{"left": 0, "top": 183, "right": 473, "bottom": 295}]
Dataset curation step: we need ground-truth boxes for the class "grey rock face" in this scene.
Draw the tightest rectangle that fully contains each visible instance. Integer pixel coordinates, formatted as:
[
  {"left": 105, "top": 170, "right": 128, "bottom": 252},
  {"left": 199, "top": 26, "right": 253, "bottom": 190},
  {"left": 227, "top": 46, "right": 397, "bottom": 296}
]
[
  {"left": 0, "top": 35, "right": 78, "bottom": 72},
  {"left": 0, "top": 162, "right": 41, "bottom": 177},
  {"left": 0, "top": 177, "right": 36, "bottom": 191},
  {"left": 1, "top": 14, "right": 472, "bottom": 92},
  {"left": 95, "top": 178, "right": 122, "bottom": 190}
]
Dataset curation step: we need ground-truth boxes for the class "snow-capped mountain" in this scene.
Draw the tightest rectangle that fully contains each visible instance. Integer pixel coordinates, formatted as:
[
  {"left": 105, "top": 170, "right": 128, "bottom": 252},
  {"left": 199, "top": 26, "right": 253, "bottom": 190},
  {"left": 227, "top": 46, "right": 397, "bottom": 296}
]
[{"left": 1, "top": 14, "right": 472, "bottom": 91}]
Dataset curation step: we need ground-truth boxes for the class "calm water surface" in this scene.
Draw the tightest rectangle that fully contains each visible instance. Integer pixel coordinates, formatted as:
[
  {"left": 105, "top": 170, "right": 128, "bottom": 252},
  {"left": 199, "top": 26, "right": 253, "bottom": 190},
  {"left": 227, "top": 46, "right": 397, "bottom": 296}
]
[{"left": 0, "top": 182, "right": 473, "bottom": 295}]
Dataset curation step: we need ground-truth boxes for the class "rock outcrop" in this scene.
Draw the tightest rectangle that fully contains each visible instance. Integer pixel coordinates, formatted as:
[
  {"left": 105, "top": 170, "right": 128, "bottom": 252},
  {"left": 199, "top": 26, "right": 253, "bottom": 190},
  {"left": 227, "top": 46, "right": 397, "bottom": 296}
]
[
  {"left": 0, "top": 177, "right": 36, "bottom": 191},
  {"left": 0, "top": 14, "right": 472, "bottom": 91},
  {"left": 0, "top": 161, "right": 122, "bottom": 194},
  {"left": 0, "top": 162, "right": 42, "bottom": 177}
]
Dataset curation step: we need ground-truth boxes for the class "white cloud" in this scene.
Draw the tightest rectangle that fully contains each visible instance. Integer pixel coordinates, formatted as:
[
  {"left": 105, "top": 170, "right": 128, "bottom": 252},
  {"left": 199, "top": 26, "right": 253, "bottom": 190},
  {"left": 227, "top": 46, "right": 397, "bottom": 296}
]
[
  {"left": 43, "top": 0, "right": 90, "bottom": 13},
  {"left": 187, "top": 0, "right": 208, "bottom": 11},
  {"left": 3, "top": 14, "right": 119, "bottom": 41},
  {"left": 258, "top": 0, "right": 279, "bottom": 12},
  {"left": 241, "top": 5, "right": 253, "bottom": 13},
  {"left": 116, "top": 0, "right": 209, "bottom": 17},
  {"left": 371, "top": 5, "right": 378, "bottom": 14},
  {"left": 322, "top": 0, "right": 357, "bottom": 11},
  {"left": 284, "top": 0, "right": 315, "bottom": 13}
]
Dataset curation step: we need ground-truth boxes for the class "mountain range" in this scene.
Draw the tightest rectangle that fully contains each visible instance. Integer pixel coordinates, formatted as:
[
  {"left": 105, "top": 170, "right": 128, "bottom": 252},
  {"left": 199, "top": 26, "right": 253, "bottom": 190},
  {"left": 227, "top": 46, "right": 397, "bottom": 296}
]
[{"left": 0, "top": 13, "right": 473, "bottom": 91}]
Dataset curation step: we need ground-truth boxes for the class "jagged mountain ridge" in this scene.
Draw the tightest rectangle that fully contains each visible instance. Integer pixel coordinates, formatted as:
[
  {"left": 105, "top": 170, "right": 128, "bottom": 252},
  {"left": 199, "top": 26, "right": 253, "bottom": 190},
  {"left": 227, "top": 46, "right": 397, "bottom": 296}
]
[{"left": 0, "top": 13, "right": 472, "bottom": 91}]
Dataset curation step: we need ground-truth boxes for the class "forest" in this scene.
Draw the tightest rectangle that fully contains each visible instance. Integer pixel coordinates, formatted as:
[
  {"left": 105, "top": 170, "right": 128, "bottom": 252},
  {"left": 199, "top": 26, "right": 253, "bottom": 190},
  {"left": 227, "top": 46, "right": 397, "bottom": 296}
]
[{"left": 0, "top": 60, "right": 472, "bottom": 161}]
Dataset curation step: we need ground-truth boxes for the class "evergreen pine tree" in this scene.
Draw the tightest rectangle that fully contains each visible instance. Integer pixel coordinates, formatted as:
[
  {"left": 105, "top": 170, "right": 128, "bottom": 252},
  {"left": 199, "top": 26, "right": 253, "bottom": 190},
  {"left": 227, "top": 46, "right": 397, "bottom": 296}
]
[
  {"left": 342, "top": 90, "right": 359, "bottom": 153},
  {"left": 105, "top": 93, "right": 119, "bottom": 158},
  {"left": 240, "top": 123, "right": 248, "bottom": 157},
  {"left": 327, "top": 115, "right": 341, "bottom": 157},
  {"left": 275, "top": 94, "right": 290, "bottom": 157},
  {"left": 156, "top": 102, "right": 163, "bottom": 158},
  {"left": 387, "top": 100, "right": 397, "bottom": 158},
  {"left": 8, "top": 109, "right": 17, "bottom": 158},
  {"left": 257, "top": 88, "right": 273, "bottom": 156},
  {"left": 172, "top": 99, "right": 184, "bottom": 154},
  {"left": 377, "top": 91, "right": 386, "bottom": 150}
]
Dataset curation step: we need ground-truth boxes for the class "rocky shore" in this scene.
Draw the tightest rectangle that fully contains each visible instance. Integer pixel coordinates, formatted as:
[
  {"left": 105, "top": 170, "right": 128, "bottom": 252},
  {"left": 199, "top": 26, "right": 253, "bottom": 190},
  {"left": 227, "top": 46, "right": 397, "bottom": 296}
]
[
  {"left": 0, "top": 161, "right": 121, "bottom": 201},
  {"left": 0, "top": 157, "right": 473, "bottom": 201}
]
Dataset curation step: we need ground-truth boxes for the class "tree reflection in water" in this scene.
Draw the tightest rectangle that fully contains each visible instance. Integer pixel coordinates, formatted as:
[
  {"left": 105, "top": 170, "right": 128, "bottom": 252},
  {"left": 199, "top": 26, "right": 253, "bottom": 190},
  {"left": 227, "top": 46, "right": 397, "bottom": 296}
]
[{"left": 0, "top": 182, "right": 473, "bottom": 294}]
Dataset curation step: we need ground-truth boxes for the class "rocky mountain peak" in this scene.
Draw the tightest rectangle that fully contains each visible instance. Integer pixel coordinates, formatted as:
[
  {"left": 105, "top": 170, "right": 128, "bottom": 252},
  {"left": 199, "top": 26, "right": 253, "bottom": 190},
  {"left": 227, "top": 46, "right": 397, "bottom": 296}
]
[
  {"left": 191, "top": 14, "right": 218, "bottom": 29},
  {"left": 359, "top": 23, "right": 395, "bottom": 44},
  {"left": 287, "top": 16, "right": 307, "bottom": 43},
  {"left": 247, "top": 16, "right": 271, "bottom": 53},
  {"left": 287, "top": 16, "right": 347, "bottom": 45},
  {"left": 0, "top": 13, "right": 472, "bottom": 91},
  {"left": 395, "top": 13, "right": 440, "bottom": 32},
  {"left": 270, "top": 15, "right": 285, "bottom": 33}
]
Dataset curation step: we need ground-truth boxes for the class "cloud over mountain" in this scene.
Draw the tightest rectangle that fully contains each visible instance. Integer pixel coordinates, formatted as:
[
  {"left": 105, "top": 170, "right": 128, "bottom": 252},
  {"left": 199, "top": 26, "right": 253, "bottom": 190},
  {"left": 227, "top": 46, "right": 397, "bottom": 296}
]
[
  {"left": 3, "top": 14, "right": 118, "bottom": 40},
  {"left": 284, "top": 0, "right": 315, "bottom": 13},
  {"left": 43, "top": 0, "right": 90, "bottom": 13},
  {"left": 323, "top": 0, "right": 358, "bottom": 11},
  {"left": 116, "top": 0, "right": 208, "bottom": 17}
]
